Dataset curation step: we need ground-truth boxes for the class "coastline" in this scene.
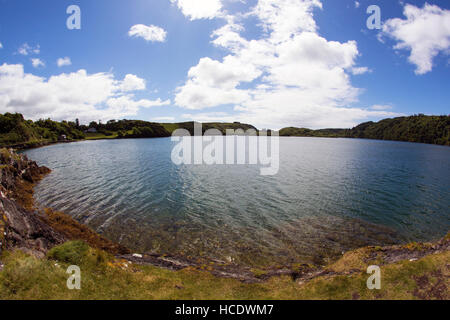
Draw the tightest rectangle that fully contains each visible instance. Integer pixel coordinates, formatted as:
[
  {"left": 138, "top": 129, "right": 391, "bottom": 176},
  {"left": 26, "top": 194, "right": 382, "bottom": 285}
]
[
  {"left": 0, "top": 147, "right": 448, "bottom": 299},
  {"left": 3, "top": 139, "right": 82, "bottom": 151},
  {"left": 5, "top": 134, "right": 449, "bottom": 156},
  {"left": 1, "top": 114, "right": 449, "bottom": 150}
]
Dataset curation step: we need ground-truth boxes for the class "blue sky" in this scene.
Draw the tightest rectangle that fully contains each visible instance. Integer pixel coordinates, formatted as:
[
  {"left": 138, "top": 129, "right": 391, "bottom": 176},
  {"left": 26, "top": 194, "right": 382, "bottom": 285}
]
[{"left": 0, "top": 0, "right": 449, "bottom": 129}]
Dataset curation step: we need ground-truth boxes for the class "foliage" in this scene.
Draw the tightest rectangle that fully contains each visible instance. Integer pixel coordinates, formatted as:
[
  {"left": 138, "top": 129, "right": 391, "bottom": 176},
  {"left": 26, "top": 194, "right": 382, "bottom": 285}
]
[
  {"left": 279, "top": 127, "right": 349, "bottom": 137},
  {"left": 349, "top": 115, "right": 450, "bottom": 145},
  {"left": 0, "top": 113, "right": 85, "bottom": 147},
  {"left": 2, "top": 112, "right": 448, "bottom": 147},
  {"left": 47, "top": 241, "right": 89, "bottom": 266},
  {"left": 280, "top": 115, "right": 450, "bottom": 146}
]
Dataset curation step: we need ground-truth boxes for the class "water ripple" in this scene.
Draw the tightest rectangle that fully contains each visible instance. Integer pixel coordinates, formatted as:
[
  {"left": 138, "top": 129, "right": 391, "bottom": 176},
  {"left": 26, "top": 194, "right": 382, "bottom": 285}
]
[{"left": 24, "top": 137, "right": 450, "bottom": 267}]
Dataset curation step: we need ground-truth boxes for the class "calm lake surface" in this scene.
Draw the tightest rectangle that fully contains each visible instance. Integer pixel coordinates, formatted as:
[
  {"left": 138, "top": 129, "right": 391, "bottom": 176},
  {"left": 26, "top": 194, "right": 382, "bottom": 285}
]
[{"left": 25, "top": 137, "right": 450, "bottom": 267}]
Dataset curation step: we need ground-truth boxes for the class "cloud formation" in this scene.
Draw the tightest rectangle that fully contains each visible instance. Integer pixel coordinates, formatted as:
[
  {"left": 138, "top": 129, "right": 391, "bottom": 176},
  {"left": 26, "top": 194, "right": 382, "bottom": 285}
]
[
  {"left": 57, "top": 57, "right": 72, "bottom": 67},
  {"left": 174, "top": 0, "right": 399, "bottom": 129},
  {"left": 17, "top": 43, "right": 40, "bottom": 55},
  {"left": 370, "top": 105, "right": 393, "bottom": 111},
  {"left": 381, "top": 3, "right": 450, "bottom": 75},
  {"left": 170, "top": 0, "right": 223, "bottom": 20},
  {"left": 129, "top": 24, "right": 167, "bottom": 42},
  {"left": 31, "top": 58, "right": 45, "bottom": 68},
  {"left": 0, "top": 63, "right": 170, "bottom": 123}
]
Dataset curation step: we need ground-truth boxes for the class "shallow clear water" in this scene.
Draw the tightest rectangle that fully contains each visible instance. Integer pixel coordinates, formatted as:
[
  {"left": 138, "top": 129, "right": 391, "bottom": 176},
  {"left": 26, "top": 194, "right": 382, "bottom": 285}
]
[{"left": 25, "top": 137, "right": 450, "bottom": 266}]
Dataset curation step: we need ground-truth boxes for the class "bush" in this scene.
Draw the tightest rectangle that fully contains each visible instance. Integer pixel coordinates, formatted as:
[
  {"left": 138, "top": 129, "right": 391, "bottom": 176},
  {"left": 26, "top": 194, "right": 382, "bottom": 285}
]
[
  {"left": 47, "top": 240, "right": 89, "bottom": 265},
  {"left": 47, "top": 240, "right": 111, "bottom": 272}
]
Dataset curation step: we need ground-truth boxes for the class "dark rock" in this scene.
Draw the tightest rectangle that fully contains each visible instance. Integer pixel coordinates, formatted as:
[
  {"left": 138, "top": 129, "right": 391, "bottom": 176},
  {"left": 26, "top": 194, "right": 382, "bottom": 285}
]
[
  {"left": 0, "top": 148, "right": 65, "bottom": 257},
  {"left": 0, "top": 195, "right": 66, "bottom": 258}
]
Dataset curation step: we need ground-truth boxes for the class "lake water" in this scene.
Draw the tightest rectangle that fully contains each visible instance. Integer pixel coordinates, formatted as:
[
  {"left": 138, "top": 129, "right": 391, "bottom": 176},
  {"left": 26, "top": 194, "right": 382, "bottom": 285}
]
[{"left": 25, "top": 137, "right": 450, "bottom": 267}]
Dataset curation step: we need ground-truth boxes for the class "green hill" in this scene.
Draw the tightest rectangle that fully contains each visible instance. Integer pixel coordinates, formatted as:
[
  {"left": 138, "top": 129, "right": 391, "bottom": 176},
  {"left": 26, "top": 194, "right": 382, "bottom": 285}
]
[
  {"left": 280, "top": 115, "right": 450, "bottom": 146},
  {"left": 0, "top": 113, "right": 259, "bottom": 148},
  {"left": 279, "top": 127, "right": 349, "bottom": 137},
  {"left": 0, "top": 113, "right": 85, "bottom": 148},
  {"left": 349, "top": 115, "right": 450, "bottom": 145},
  {"left": 1, "top": 113, "right": 448, "bottom": 148},
  {"left": 161, "top": 121, "right": 257, "bottom": 135}
]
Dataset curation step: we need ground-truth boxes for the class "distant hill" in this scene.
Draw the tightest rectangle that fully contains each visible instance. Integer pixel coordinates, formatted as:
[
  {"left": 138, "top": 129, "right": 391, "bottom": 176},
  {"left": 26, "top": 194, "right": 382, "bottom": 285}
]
[
  {"left": 279, "top": 127, "right": 349, "bottom": 138},
  {"left": 1, "top": 113, "right": 448, "bottom": 148},
  {"left": 280, "top": 115, "right": 450, "bottom": 146},
  {"left": 88, "top": 120, "right": 257, "bottom": 139},
  {"left": 349, "top": 115, "right": 450, "bottom": 145},
  {"left": 162, "top": 121, "right": 257, "bottom": 135},
  {"left": 0, "top": 113, "right": 258, "bottom": 148}
]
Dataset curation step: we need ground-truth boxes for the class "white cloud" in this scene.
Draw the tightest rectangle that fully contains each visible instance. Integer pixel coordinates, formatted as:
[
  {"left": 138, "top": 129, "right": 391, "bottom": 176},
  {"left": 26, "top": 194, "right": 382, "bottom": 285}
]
[
  {"left": 0, "top": 63, "right": 170, "bottom": 123},
  {"left": 120, "top": 74, "right": 147, "bottom": 91},
  {"left": 211, "top": 23, "right": 246, "bottom": 52},
  {"left": 171, "top": 0, "right": 223, "bottom": 20},
  {"left": 354, "top": 1, "right": 360, "bottom": 9},
  {"left": 17, "top": 43, "right": 40, "bottom": 55},
  {"left": 174, "top": 0, "right": 397, "bottom": 129},
  {"left": 189, "top": 56, "right": 261, "bottom": 89},
  {"left": 31, "top": 58, "right": 45, "bottom": 68},
  {"left": 250, "top": 0, "right": 322, "bottom": 42},
  {"left": 381, "top": 3, "right": 450, "bottom": 75},
  {"left": 175, "top": 54, "right": 260, "bottom": 109},
  {"left": 106, "top": 96, "right": 171, "bottom": 114},
  {"left": 57, "top": 57, "right": 72, "bottom": 67},
  {"left": 181, "top": 112, "right": 230, "bottom": 122},
  {"left": 370, "top": 105, "right": 392, "bottom": 110},
  {"left": 351, "top": 66, "right": 372, "bottom": 75},
  {"left": 0, "top": 42, "right": 3, "bottom": 49},
  {"left": 128, "top": 24, "right": 167, "bottom": 42}
]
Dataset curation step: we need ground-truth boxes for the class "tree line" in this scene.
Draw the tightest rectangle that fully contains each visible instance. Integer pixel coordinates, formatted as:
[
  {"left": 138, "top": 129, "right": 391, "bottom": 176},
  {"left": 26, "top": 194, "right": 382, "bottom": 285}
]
[
  {"left": 279, "top": 115, "right": 450, "bottom": 146},
  {"left": 1, "top": 113, "right": 449, "bottom": 148}
]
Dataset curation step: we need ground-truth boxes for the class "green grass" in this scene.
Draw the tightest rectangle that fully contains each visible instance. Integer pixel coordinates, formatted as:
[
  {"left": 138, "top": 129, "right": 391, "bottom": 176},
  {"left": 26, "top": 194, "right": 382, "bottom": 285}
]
[
  {"left": 0, "top": 241, "right": 447, "bottom": 300},
  {"left": 84, "top": 132, "right": 119, "bottom": 140},
  {"left": 47, "top": 241, "right": 90, "bottom": 265},
  {"left": 161, "top": 123, "right": 181, "bottom": 134}
]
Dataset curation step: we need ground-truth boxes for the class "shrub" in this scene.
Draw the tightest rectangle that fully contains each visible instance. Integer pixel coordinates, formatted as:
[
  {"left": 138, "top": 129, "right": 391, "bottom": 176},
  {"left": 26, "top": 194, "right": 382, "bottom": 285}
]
[
  {"left": 47, "top": 240, "right": 112, "bottom": 273},
  {"left": 47, "top": 240, "right": 89, "bottom": 265}
]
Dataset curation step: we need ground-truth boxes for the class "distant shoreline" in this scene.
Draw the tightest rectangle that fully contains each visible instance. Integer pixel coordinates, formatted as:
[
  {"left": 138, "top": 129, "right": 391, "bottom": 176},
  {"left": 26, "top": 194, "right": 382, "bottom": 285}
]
[
  {"left": 10, "top": 134, "right": 450, "bottom": 153},
  {"left": 1, "top": 113, "right": 449, "bottom": 149}
]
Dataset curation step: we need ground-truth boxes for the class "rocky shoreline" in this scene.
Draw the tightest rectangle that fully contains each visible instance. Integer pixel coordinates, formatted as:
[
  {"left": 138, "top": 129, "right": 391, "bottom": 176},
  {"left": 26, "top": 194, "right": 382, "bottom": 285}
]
[
  {"left": 0, "top": 147, "right": 449, "bottom": 286},
  {"left": 0, "top": 148, "right": 128, "bottom": 258},
  {"left": 0, "top": 148, "right": 64, "bottom": 258}
]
